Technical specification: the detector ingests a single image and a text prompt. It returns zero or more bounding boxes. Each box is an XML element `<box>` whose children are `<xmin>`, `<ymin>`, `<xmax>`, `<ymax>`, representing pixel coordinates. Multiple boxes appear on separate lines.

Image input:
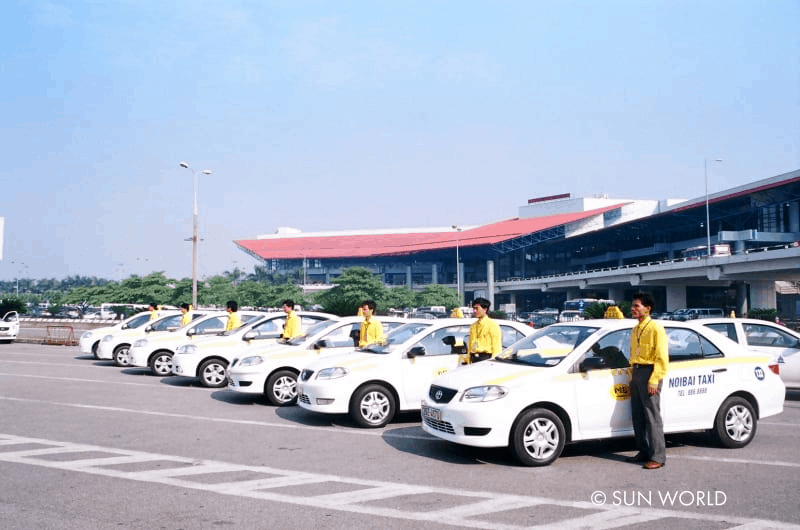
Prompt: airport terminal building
<box><xmin>235</xmin><ymin>169</ymin><xmax>800</xmax><ymax>318</ymax></box>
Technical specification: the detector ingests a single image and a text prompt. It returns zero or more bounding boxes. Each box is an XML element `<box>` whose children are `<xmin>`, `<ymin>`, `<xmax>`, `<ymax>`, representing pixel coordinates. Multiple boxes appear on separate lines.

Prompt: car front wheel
<box><xmin>510</xmin><ymin>408</ymin><xmax>565</xmax><ymax>467</ymax></box>
<box><xmin>350</xmin><ymin>384</ymin><xmax>396</xmax><ymax>428</ymax></box>
<box><xmin>714</xmin><ymin>396</ymin><xmax>757</xmax><ymax>448</ymax></box>
<box><xmin>199</xmin><ymin>359</ymin><xmax>228</xmax><ymax>388</ymax></box>
<box><xmin>265</xmin><ymin>370</ymin><xmax>298</xmax><ymax>406</ymax></box>
<box><xmin>149</xmin><ymin>351</ymin><xmax>173</xmax><ymax>376</ymax></box>
<box><xmin>113</xmin><ymin>345</ymin><xmax>131</xmax><ymax>367</ymax></box>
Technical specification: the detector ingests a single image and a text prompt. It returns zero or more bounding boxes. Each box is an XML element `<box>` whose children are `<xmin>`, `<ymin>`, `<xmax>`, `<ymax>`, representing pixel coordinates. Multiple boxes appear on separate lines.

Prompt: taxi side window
<box><xmin>416</xmin><ymin>326</ymin><xmax>470</xmax><ymax>357</ymax></box>
<box><xmin>579</xmin><ymin>329</ymin><xmax>631</xmax><ymax>371</ymax></box>
<box><xmin>704</xmin><ymin>322</ymin><xmax>738</xmax><ymax>342</ymax></box>
<box><xmin>742</xmin><ymin>323</ymin><xmax>800</xmax><ymax>349</ymax></box>
<box><xmin>665</xmin><ymin>328</ymin><xmax>723</xmax><ymax>362</ymax></box>
<box><xmin>194</xmin><ymin>317</ymin><xmax>226</xmax><ymax>334</ymax></box>
<box><xmin>250</xmin><ymin>318</ymin><xmax>281</xmax><ymax>338</ymax></box>
<box><xmin>321</xmin><ymin>324</ymin><xmax>361</xmax><ymax>348</ymax></box>
<box><xmin>299</xmin><ymin>316</ymin><xmax>327</xmax><ymax>332</ymax></box>
<box><xmin>500</xmin><ymin>326</ymin><xmax>526</xmax><ymax>348</ymax></box>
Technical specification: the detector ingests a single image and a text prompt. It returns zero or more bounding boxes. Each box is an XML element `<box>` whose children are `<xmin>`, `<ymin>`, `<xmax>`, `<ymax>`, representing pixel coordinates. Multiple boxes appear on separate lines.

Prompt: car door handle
<box><xmin>712</xmin><ymin>368</ymin><xmax>727</xmax><ymax>373</ymax></box>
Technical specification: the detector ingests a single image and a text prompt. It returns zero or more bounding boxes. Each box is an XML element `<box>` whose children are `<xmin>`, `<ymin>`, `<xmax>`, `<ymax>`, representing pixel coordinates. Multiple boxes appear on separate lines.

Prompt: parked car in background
<box><xmin>558</xmin><ymin>310</ymin><xmax>584</xmax><ymax>323</ymax></box>
<box><xmin>671</xmin><ymin>308</ymin><xmax>725</xmax><ymax>321</ymax></box>
<box><xmin>96</xmin><ymin>310</ymin><xmax>183</xmax><ymax>366</ymax></box>
<box><xmin>79</xmin><ymin>311</ymin><xmax>153</xmax><ymax>359</ymax></box>
<box><xmin>525</xmin><ymin>314</ymin><xmax>558</xmax><ymax>328</ymax></box>
<box><xmin>699</xmin><ymin>318</ymin><xmax>800</xmax><ymax>367</ymax></box>
<box><xmin>0</xmin><ymin>311</ymin><xmax>20</xmax><ymax>343</ymax></box>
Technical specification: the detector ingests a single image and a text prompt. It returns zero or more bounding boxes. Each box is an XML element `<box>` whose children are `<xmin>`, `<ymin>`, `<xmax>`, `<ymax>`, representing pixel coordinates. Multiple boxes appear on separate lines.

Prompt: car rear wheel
<box><xmin>713</xmin><ymin>396</ymin><xmax>757</xmax><ymax>448</ymax></box>
<box><xmin>350</xmin><ymin>384</ymin><xmax>396</xmax><ymax>428</ymax></box>
<box><xmin>113</xmin><ymin>344</ymin><xmax>131</xmax><ymax>367</ymax></box>
<box><xmin>199</xmin><ymin>359</ymin><xmax>228</xmax><ymax>388</ymax></box>
<box><xmin>510</xmin><ymin>408</ymin><xmax>565</xmax><ymax>467</ymax></box>
<box><xmin>265</xmin><ymin>370</ymin><xmax>298</xmax><ymax>406</ymax></box>
<box><xmin>149</xmin><ymin>351</ymin><xmax>173</xmax><ymax>376</ymax></box>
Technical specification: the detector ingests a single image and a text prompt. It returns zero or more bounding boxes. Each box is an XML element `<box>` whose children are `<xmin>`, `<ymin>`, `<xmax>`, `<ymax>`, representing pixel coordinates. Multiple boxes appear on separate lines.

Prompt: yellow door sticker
<box><xmin>610</xmin><ymin>383</ymin><xmax>631</xmax><ymax>401</ymax></box>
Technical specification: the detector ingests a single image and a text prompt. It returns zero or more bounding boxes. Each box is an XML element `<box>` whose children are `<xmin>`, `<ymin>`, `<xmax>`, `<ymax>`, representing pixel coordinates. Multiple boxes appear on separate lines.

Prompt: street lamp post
<box><xmin>452</xmin><ymin>225</ymin><xmax>463</xmax><ymax>306</ymax></box>
<box><xmin>705</xmin><ymin>158</ymin><xmax>723</xmax><ymax>257</ymax></box>
<box><xmin>11</xmin><ymin>261</ymin><xmax>27</xmax><ymax>297</ymax></box>
<box><xmin>180</xmin><ymin>162</ymin><xmax>212</xmax><ymax>308</ymax></box>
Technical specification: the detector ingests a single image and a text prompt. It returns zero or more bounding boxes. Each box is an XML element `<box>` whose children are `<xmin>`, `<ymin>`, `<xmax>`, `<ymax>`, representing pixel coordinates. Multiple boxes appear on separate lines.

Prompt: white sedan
<box><xmin>171</xmin><ymin>311</ymin><xmax>335</xmax><ymax>387</ymax></box>
<box><xmin>297</xmin><ymin>319</ymin><xmax>534</xmax><ymax>428</ymax></box>
<box><xmin>698</xmin><ymin>318</ymin><xmax>800</xmax><ymax>365</ymax></box>
<box><xmin>96</xmin><ymin>311</ymin><xmax>183</xmax><ymax>366</ymax></box>
<box><xmin>227</xmin><ymin>316</ymin><xmax>410</xmax><ymax>405</ymax></box>
<box><xmin>420</xmin><ymin>319</ymin><xmax>785</xmax><ymax>467</ymax></box>
<box><xmin>0</xmin><ymin>311</ymin><xmax>20</xmax><ymax>343</ymax></box>
<box><xmin>79</xmin><ymin>311</ymin><xmax>152</xmax><ymax>358</ymax></box>
<box><xmin>127</xmin><ymin>311</ymin><xmax>264</xmax><ymax>375</ymax></box>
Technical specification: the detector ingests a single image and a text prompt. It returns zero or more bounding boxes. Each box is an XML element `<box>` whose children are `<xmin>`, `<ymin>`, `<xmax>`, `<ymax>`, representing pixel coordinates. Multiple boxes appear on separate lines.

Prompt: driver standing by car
<box><xmin>280</xmin><ymin>299</ymin><xmax>301</xmax><ymax>340</ymax></box>
<box><xmin>358</xmin><ymin>300</ymin><xmax>384</xmax><ymax>347</ymax></box>
<box><xmin>179</xmin><ymin>303</ymin><xmax>192</xmax><ymax>326</ymax></box>
<box><xmin>627</xmin><ymin>292</ymin><xmax>669</xmax><ymax>470</ymax></box>
<box><xmin>464</xmin><ymin>297</ymin><xmax>501</xmax><ymax>364</ymax></box>
<box><xmin>225</xmin><ymin>300</ymin><xmax>242</xmax><ymax>331</ymax></box>
<box><xmin>148</xmin><ymin>302</ymin><xmax>160</xmax><ymax>321</ymax></box>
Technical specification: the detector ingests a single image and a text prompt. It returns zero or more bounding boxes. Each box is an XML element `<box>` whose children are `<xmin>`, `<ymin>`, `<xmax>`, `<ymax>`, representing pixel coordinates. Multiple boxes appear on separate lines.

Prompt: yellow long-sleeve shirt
<box><xmin>359</xmin><ymin>318</ymin><xmax>384</xmax><ymax>347</ymax></box>
<box><xmin>226</xmin><ymin>311</ymin><xmax>242</xmax><ymax>332</ymax></box>
<box><xmin>180</xmin><ymin>313</ymin><xmax>191</xmax><ymax>326</ymax></box>
<box><xmin>149</xmin><ymin>309</ymin><xmax>159</xmax><ymax>321</ymax></box>
<box><xmin>629</xmin><ymin>317</ymin><xmax>669</xmax><ymax>386</ymax></box>
<box><xmin>282</xmin><ymin>310</ymin><xmax>301</xmax><ymax>339</ymax></box>
<box><xmin>468</xmin><ymin>316</ymin><xmax>502</xmax><ymax>356</ymax></box>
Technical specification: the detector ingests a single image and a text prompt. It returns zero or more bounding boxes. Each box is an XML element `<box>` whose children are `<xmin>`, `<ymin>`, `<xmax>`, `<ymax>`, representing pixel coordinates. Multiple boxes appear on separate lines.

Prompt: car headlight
<box><xmin>316</xmin><ymin>367</ymin><xmax>349</xmax><ymax>380</ymax></box>
<box><xmin>101</xmin><ymin>335</ymin><xmax>113</xmax><ymax>342</ymax></box>
<box><xmin>82</xmin><ymin>331</ymin><xmax>92</xmax><ymax>339</ymax></box>
<box><xmin>133</xmin><ymin>339</ymin><xmax>148</xmax><ymax>348</ymax></box>
<box><xmin>238</xmin><ymin>356</ymin><xmax>264</xmax><ymax>367</ymax></box>
<box><xmin>176</xmin><ymin>344</ymin><xmax>197</xmax><ymax>354</ymax></box>
<box><xmin>461</xmin><ymin>385</ymin><xmax>508</xmax><ymax>403</ymax></box>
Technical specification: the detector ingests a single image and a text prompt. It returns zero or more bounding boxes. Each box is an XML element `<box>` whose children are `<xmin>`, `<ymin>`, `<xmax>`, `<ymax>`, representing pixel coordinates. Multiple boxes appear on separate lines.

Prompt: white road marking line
<box><xmin>1</xmin><ymin>433</ymin><xmax>798</xmax><ymax>530</ymax></box>
<box><xmin>0</xmin><ymin>372</ymin><xmax>160</xmax><ymax>388</ymax></box>
<box><xmin>677</xmin><ymin>454</ymin><xmax>800</xmax><ymax>468</ymax></box>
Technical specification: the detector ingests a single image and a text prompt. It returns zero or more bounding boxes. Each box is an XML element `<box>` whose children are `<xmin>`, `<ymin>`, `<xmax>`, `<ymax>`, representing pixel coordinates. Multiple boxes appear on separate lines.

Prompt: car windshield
<box><xmin>216</xmin><ymin>314</ymin><xmax>263</xmax><ymax>336</ymax></box>
<box><xmin>496</xmin><ymin>325</ymin><xmax>600</xmax><ymax>367</ymax></box>
<box><xmin>288</xmin><ymin>319</ymin><xmax>339</xmax><ymax>345</ymax></box>
<box><xmin>361</xmin><ymin>322</ymin><xmax>434</xmax><ymax>354</ymax></box>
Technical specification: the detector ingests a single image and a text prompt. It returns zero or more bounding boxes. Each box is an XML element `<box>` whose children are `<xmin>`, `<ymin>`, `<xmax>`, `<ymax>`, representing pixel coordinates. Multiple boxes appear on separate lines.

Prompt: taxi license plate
<box><xmin>421</xmin><ymin>405</ymin><xmax>441</xmax><ymax>421</ymax></box>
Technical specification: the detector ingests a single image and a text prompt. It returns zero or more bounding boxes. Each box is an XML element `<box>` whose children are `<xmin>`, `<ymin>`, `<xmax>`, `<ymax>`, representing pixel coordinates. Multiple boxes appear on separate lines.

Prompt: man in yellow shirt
<box><xmin>179</xmin><ymin>303</ymin><xmax>192</xmax><ymax>327</ymax></box>
<box><xmin>281</xmin><ymin>299</ymin><xmax>301</xmax><ymax>340</ymax></box>
<box><xmin>225</xmin><ymin>300</ymin><xmax>242</xmax><ymax>332</ymax></box>
<box><xmin>358</xmin><ymin>300</ymin><xmax>384</xmax><ymax>347</ymax></box>
<box><xmin>465</xmin><ymin>297</ymin><xmax>501</xmax><ymax>364</ymax></box>
<box><xmin>148</xmin><ymin>302</ymin><xmax>160</xmax><ymax>321</ymax></box>
<box><xmin>627</xmin><ymin>292</ymin><xmax>669</xmax><ymax>470</ymax></box>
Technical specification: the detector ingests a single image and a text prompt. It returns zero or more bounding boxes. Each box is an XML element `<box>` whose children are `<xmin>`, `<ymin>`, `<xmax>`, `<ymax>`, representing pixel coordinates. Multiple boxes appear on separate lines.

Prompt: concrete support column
<box><xmin>666</xmin><ymin>285</ymin><xmax>686</xmax><ymax>312</ymax></box>
<box><xmin>789</xmin><ymin>201</ymin><xmax>800</xmax><ymax>233</ymax></box>
<box><xmin>734</xmin><ymin>282</ymin><xmax>748</xmax><ymax>317</ymax></box>
<box><xmin>432</xmin><ymin>264</ymin><xmax>438</xmax><ymax>285</ymax></box>
<box><xmin>734</xmin><ymin>240</ymin><xmax>746</xmax><ymax>254</ymax></box>
<box><xmin>749</xmin><ymin>280</ymin><xmax>776</xmax><ymax>311</ymax></box>
<box><xmin>324</xmin><ymin>273</ymin><xmax>330</xmax><ymax>284</ymax></box>
<box><xmin>406</xmin><ymin>265</ymin><xmax>412</xmax><ymax>289</ymax></box>
<box><xmin>486</xmin><ymin>260</ymin><xmax>495</xmax><ymax>309</ymax></box>
<box><xmin>608</xmin><ymin>286</ymin><xmax>625</xmax><ymax>304</ymax></box>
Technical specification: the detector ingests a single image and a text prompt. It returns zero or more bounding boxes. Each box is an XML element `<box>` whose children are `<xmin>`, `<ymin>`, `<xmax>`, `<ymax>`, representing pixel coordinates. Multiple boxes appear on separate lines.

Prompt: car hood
<box><xmin>303</xmin><ymin>350</ymin><xmax>378</xmax><ymax>372</ymax></box>
<box><xmin>432</xmin><ymin>360</ymin><xmax>551</xmax><ymax>390</ymax></box>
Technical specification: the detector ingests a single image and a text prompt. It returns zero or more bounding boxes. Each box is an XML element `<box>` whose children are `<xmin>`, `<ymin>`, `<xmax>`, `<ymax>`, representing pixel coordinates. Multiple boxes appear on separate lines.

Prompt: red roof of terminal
<box><xmin>235</xmin><ymin>204</ymin><xmax>626</xmax><ymax>260</ymax></box>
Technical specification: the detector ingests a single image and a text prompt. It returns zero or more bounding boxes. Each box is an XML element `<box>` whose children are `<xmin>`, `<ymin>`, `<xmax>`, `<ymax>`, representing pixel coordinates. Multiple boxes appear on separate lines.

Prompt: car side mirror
<box><xmin>186</xmin><ymin>328</ymin><xmax>196</xmax><ymax>336</ymax></box>
<box><xmin>315</xmin><ymin>338</ymin><xmax>334</xmax><ymax>349</ymax></box>
<box><xmin>144</xmin><ymin>325</ymin><xmax>153</xmax><ymax>333</ymax></box>
<box><xmin>579</xmin><ymin>356</ymin><xmax>607</xmax><ymax>372</ymax></box>
<box><xmin>243</xmin><ymin>331</ymin><xmax>257</xmax><ymax>341</ymax></box>
<box><xmin>408</xmin><ymin>345</ymin><xmax>426</xmax><ymax>358</ymax></box>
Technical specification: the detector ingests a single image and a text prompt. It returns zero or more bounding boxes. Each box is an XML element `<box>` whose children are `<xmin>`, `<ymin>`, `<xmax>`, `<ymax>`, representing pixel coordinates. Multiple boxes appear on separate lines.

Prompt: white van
<box><xmin>672</xmin><ymin>308</ymin><xmax>725</xmax><ymax>321</ymax></box>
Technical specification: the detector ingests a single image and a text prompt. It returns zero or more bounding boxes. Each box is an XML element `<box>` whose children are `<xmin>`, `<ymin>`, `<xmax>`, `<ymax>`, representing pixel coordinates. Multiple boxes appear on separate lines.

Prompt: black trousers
<box><xmin>630</xmin><ymin>364</ymin><xmax>666</xmax><ymax>463</ymax></box>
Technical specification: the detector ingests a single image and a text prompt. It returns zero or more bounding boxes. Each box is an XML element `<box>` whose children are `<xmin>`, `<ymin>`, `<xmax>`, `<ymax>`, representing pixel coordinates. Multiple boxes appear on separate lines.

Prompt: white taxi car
<box><xmin>698</xmin><ymin>317</ymin><xmax>800</xmax><ymax>368</ymax></box>
<box><xmin>171</xmin><ymin>311</ymin><xmax>335</xmax><ymax>387</ymax></box>
<box><xmin>420</xmin><ymin>319</ymin><xmax>785</xmax><ymax>467</ymax></box>
<box><xmin>297</xmin><ymin>319</ymin><xmax>534</xmax><ymax>428</ymax></box>
<box><xmin>97</xmin><ymin>311</ymin><xmax>183</xmax><ymax>366</ymax></box>
<box><xmin>227</xmin><ymin>316</ymin><xmax>410</xmax><ymax>405</ymax></box>
<box><xmin>128</xmin><ymin>311</ymin><xmax>264</xmax><ymax>376</ymax></box>
<box><xmin>0</xmin><ymin>311</ymin><xmax>20</xmax><ymax>343</ymax></box>
<box><xmin>80</xmin><ymin>311</ymin><xmax>152</xmax><ymax>358</ymax></box>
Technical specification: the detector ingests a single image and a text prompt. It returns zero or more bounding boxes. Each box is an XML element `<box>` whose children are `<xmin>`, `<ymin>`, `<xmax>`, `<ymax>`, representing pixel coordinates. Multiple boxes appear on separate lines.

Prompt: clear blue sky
<box><xmin>1</xmin><ymin>0</ymin><xmax>798</xmax><ymax>282</ymax></box>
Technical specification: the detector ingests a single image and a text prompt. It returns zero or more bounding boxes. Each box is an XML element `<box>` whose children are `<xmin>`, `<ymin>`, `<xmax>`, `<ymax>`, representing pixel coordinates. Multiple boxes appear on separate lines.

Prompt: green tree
<box><xmin>317</xmin><ymin>267</ymin><xmax>387</xmax><ymax>316</ymax></box>
<box><xmin>415</xmin><ymin>284</ymin><xmax>460</xmax><ymax>310</ymax></box>
<box><xmin>384</xmin><ymin>286</ymin><xmax>417</xmax><ymax>310</ymax></box>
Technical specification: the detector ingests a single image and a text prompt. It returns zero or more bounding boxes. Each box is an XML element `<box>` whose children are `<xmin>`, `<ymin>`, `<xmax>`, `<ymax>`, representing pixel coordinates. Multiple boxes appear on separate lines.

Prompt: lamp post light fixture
<box><xmin>179</xmin><ymin>162</ymin><xmax>212</xmax><ymax>308</ymax></box>
<box><xmin>704</xmin><ymin>158</ymin><xmax>723</xmax><ymax>257</ymax></box>
<box><xmin>452</xmin><ymin>225</ymin><xmax>464</xmax><ymax>306</ymax></box>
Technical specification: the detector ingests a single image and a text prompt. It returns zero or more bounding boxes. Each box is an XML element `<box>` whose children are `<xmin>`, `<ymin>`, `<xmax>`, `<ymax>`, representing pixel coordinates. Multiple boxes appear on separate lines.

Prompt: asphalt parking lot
<box><xmin>2</xmin><ymin>342</ymin><xmax>799</xmax><ymax>529</ymax></box>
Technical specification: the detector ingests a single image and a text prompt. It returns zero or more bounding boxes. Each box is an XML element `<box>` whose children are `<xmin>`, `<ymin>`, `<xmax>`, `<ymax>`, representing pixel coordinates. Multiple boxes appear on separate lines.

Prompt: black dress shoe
<box><xmin>625</xmin><ymin>453</ymin><xmax>649</xmax><ymax>463</ymax></box>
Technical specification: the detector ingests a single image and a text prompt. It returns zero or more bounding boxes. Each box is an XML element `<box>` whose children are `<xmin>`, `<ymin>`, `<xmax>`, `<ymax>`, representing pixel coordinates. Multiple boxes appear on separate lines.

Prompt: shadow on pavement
<box><xmin>74</xmin><ymin>354</ymin><xmax>95</xmax><ymax>360</ymax></box>
<box><xmin>159</xmin><ymin>375</ymin><xmax>200</xmax><ymax>387</ymax></box>
<box><xmin>92</xmin><ymin>360</ymin><xmax>117</xmax><ymax>367</ymax></box>
<box><xmin>210</xmin><ymin>390</ymin><xmax>271</xmax><ymax>406</ymax></box>
<box><xmin>120</xmin><ymin>367</ymin><xmax>155</xmax><ymax>377</ymax></box>
<box><xmin>786</xmin><ymin>389</ymin><xmax>800</xmax><ymax>402</ymax></box>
